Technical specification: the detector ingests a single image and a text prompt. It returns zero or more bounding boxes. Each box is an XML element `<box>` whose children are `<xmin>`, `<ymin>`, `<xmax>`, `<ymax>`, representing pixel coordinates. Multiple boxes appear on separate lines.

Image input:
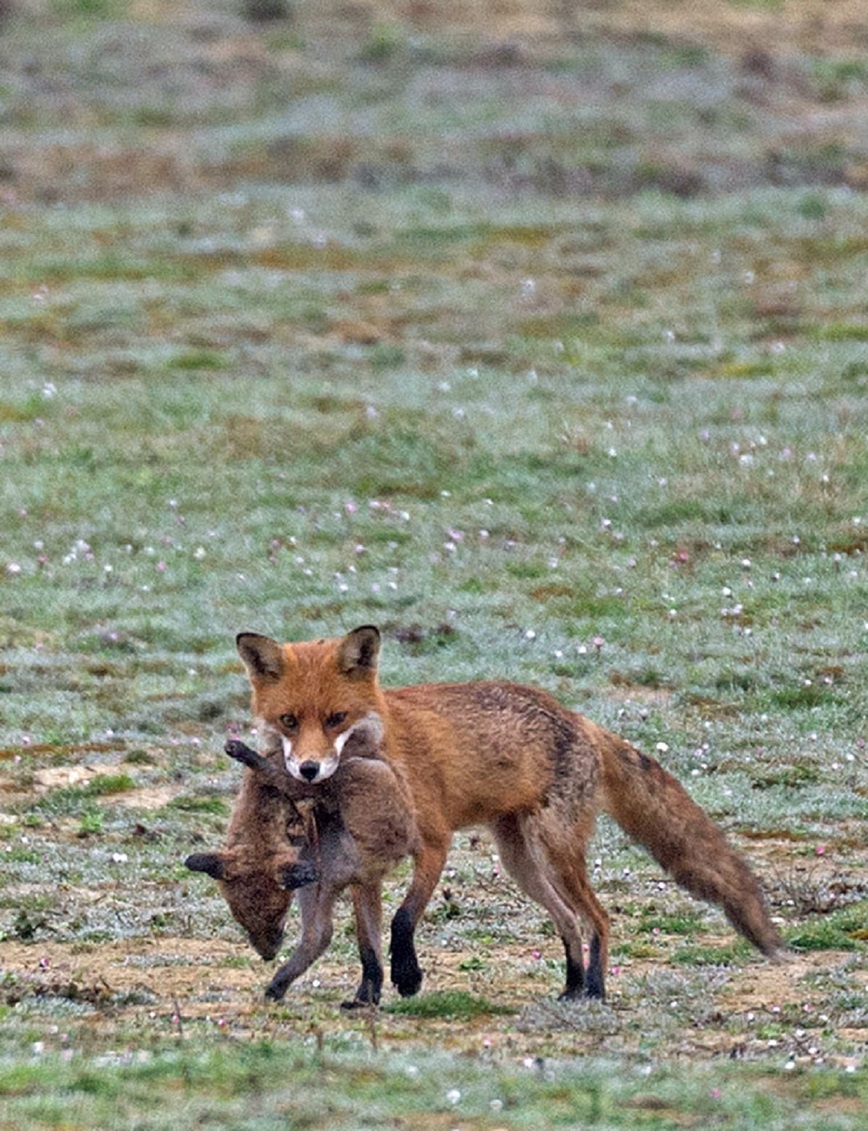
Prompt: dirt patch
<box><xmin>111</xmin><ymin>785</ymin><xmax>183</xmax><ymax>810</ymax></box>
<box><xmin>30</xmin><ymin>764</ymin><xmax>133</xmax><ymax>790</ymax></box>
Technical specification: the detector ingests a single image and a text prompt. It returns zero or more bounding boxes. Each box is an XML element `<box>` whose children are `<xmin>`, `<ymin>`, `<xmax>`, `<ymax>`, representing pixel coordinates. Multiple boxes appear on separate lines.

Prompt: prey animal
<box><xmin>185</xmin><ymin>735</ymin><xmax>418</xmax><ymax>1007</ymax></box>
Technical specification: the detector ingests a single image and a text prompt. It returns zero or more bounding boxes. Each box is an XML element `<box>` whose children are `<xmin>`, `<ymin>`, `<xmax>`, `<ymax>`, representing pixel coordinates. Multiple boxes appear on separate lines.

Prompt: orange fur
<box><xmin>226</xmin><ymin>626</ymin><xmax>783</xmax><ymax>1005</ymax></box>
<box><xmin>207</xmin><ymin>628</ymin><xmax>783</xmax><ymax>1008</ymax></box>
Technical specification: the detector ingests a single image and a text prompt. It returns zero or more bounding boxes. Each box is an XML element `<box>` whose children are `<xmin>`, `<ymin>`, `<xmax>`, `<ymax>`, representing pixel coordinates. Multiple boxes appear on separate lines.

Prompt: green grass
<box><xmin>787</xmin><ymin>904</ymin><xmax>868</xmax><ymax>952</ymax></box>
<box><xmin>0</xmin><ymin>1040</ymin><xmax>863</xmax><ymax>1130</ymax></box>
<box><xmin>384</xmin><ymin>989</ymin><xmax>512</xmax><ymax>1020</ymax></box>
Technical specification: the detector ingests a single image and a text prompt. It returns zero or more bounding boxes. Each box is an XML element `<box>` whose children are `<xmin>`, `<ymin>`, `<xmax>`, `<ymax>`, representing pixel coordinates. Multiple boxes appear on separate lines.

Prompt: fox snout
<box><xmin>279</xmin><ymin>714</ymin><xmax>384</xmax><ymax>783</ymax></box>
<box><xmin>285</xmin><ymin>752</ymin><xmax>339</xmax><ymax>783</ymax></box>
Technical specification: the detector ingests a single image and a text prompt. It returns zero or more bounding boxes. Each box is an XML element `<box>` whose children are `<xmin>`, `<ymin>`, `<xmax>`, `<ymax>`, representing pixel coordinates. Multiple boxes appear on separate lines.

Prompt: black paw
<box><xmin>390</xmin><ymin>907</ymin><xmax>423</xmax><ymax>996</ymax></box>
<box><xmin>264</xmin><ymin>980</ymin><xmax>287</xmax><ymax>1002</ymax></box>
<box><xmin>391</xmin><ymin>960</ymin><xmax>423</xmax><ymax>998</ymax></box>
<box><xmin>557</xmin><ymin>986</ymin><xmax>606</xmax><ymax>1003</ymax></box>
<box><xmin>224</xmin><ymin>739</ymin><xmax>263</xmax><ymax>767</ymax></box>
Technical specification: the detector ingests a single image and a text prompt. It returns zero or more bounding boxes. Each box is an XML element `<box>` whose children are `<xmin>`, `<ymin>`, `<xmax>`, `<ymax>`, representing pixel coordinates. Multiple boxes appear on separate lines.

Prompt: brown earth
<box><xmin>2</xmin><ymin>741</ymin><xmax>866</xmax><ymax>1065</ymax></box>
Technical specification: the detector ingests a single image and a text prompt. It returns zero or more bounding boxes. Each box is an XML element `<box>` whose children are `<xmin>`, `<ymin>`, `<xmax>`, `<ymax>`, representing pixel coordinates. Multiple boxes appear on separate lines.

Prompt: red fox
<box><xmin>185</xmin><ymin>736</ymin><xmax>418</xmax><ymax>1006</ymax></box>
<box><xmin>231</xmin><ymin>625</ymin><xmax>783</xmax><ymax>1004</ymax></box>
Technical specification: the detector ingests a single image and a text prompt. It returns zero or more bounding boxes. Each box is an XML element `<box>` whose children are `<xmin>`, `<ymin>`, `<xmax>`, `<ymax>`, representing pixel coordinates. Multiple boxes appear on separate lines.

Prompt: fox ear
<box><xmin>236</xmin><ymin>633</ymin><xmax>284</xmax><ymax>682</ymax></box>
<box><xmin>185</xmin><ymin>852</ymin><xmax>227</xmax><ymax>880</ymax></box>
<box><xmin>338</xmin><ymin>625</ymin><xmax>381</xmax><ymax>676</ymax></box>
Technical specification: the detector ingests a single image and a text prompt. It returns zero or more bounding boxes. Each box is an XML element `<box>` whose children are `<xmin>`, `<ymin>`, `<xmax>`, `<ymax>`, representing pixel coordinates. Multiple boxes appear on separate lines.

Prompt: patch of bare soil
<box><xmin>1</xmin><ymin>753</ymin><xmax>865</xmax><ymax>1050</ymax></box>
<box><xmin>1</xmin><ymin>886</ymin><xmax>864</xmax><ymax>1065</ymax></box>
<box><xmin>1</xmin><ymin>742</ymin><xmax>865</xmax><ymax>1067</ymax></box>
<box><xmin>0</xmin><ymin>936</ymin><xmax>253</xmax><ymax>1010</ymax></box>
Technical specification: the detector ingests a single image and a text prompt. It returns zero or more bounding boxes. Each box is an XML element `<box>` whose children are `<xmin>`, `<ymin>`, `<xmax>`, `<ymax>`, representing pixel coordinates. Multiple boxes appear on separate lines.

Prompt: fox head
<box><xmin>184</xmin><ymin>847</ymin><xmax>317</xmax><ymax>961</ymax></box>
<box><xmin>236</xmin><ymin>625</ymin><xmax>385</xmax><ymax>785</ymax></box>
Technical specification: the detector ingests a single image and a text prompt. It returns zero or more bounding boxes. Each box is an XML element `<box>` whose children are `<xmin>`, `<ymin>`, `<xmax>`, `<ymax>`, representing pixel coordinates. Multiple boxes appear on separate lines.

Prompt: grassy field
<box><xmin>0</xmin><ymin>0</ymin><xmax>867</xmax><ymax>1126</ymax></box>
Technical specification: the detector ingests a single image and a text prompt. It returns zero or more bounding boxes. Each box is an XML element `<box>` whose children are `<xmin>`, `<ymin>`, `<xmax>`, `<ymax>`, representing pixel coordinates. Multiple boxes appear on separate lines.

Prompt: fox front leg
<box><xmin>342</xmin><ymin>882</ymin><xmax>384</xmax><ymax>1010</ymax></box>
<box><xmin>390</xmin><ymin>837</ymin><xmax>450</xmax><ymax>997</ymax></box>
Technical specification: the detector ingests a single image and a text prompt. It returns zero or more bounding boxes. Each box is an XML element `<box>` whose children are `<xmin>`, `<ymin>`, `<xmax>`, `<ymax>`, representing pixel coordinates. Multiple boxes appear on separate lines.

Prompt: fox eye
<box><xmin>324</xmin><ymin>712</ymin><xmax>347</xmax><ymax>730</ymax></box>
<box><xmin>279</xmin><ymin>713</ymin><xmax>299</xmax><ymax>731</ymax></box>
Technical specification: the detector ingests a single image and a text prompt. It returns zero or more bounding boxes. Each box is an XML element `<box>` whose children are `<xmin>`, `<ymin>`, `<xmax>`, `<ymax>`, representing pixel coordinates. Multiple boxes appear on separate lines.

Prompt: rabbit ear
<box><xmin>184</xmin><ymin>851</ymin><xmax>228</xmax><ymax>881</ymax></box>
<box><xmin>236</xmin><ymin>632</ymin><xmax>284</xmax><ymax>682</ymax></box>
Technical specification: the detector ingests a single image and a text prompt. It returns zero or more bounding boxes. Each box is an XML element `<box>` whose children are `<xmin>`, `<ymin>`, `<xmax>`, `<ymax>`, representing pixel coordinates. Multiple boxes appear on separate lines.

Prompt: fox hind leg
<box><xmin>539</xmin><ymin>818</ymin><xmax>609</xmax><ymax>1001</ymax></box>
<box><xmin>491</xmin><ymin>814</ymin><xmax>609</xmax><ymax>1001</ymax></box>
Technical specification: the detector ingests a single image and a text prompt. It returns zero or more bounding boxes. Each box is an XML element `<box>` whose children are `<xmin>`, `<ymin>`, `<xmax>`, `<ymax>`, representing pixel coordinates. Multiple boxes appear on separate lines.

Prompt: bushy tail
<box><xmin>598</xmin><ymin>734</ymin><xmax>783</xmax><ymax>957</ymax></box>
